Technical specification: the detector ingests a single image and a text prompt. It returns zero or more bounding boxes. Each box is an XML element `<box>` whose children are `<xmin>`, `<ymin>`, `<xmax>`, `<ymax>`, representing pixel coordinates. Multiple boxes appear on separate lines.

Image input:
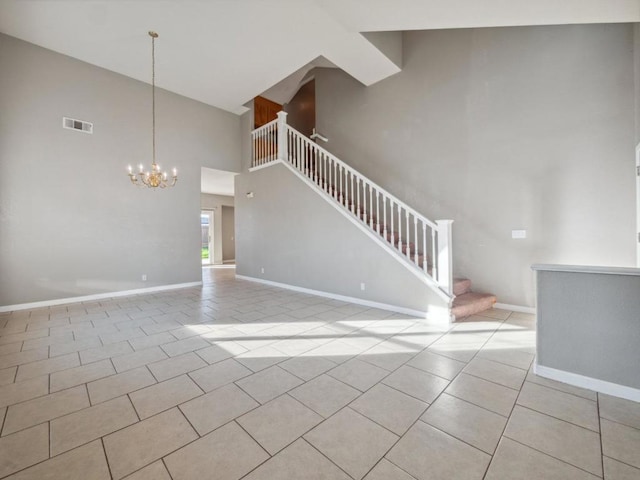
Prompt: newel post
<box><xmin>436</xmin><ymin>219</ymin><xmax>454</xmax><ymax>295</ymax></box>
<box><xmin>277</xmin><ymin>111</ymin><xmax>288</xmax><ymax>161</ymax></box>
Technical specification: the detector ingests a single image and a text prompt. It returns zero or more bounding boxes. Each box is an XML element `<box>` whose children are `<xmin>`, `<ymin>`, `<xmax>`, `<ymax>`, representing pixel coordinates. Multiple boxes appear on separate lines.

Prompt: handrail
<box><xmin>250</xmin><ymin>111</ymin><xmax>453</xmax><ymax>296</ymax></box>
<box><xmin>252</xmin><ymin>119</ymin><xmax>277</xmax><ymax>135</ymax></box>
<box><xmin>290</xmin><ymin>127</ymin><xmax>437</xmax><ymax>231</ymax></box>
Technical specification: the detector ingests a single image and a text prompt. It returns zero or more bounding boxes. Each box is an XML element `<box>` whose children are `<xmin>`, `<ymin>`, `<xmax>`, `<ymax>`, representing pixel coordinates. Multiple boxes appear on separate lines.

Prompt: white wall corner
<box><xmin>361</xmin><ymin>31</ymin><xmax>402</xmax><ymax>69</ymax></box>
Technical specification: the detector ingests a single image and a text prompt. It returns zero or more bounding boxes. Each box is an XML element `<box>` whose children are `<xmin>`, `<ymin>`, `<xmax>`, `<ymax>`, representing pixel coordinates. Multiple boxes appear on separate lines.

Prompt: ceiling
<box><xmin>0</xmin><ymin>0</ymin><xmax>638</xmax><ymax>114</ymax></box>
<box><xmin>260</xmin><ymin>56</ymin><xmax>336</xmax><ymax>106</ymax></box>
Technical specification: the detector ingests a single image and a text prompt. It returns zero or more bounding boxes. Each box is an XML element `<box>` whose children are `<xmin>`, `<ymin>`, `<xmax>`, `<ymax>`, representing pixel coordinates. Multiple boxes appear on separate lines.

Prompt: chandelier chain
<box><xmin>151</xmin><ymin>32</ymin><xmax>156</xmax><ymax>165</ymax></box>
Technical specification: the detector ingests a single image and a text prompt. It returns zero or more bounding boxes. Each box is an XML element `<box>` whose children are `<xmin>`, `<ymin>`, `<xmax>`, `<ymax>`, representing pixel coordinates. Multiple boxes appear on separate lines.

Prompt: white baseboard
<box><xmin>223</xmin><ymin>259</ymin><xmax>236</xmax><ymax>264</ymax></box>
<box><xmin>236</xmin><ymin>274</ymin><xmax>452</xmax><ymax>322</ymax></box>
<box><xmin>494</xmin><ymin>302</ymin><xmax>536</xmax><ymax>315</ymax></box>
<box><xmin>0</xmin><ymin>282</ymin><xmax>203</xmax><ymax>313</ymax></box>
<box><xmin>534</xmin><ymin>363</ymin><xmax>640</xmax><ymax>402</ymax></box>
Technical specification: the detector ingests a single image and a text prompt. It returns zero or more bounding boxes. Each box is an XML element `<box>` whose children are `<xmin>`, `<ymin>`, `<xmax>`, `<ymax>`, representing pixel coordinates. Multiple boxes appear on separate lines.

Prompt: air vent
<box><xmin>62</xmin><ymin>117</ymin><xmax>93</xmax><ymax>134</ymax></box>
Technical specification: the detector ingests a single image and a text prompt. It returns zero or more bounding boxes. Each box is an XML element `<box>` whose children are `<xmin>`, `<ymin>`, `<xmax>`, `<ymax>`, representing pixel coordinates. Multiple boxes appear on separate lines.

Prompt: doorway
<box><xmin>201</xmin><ymin>210</ymin><xmax>214</xmax><ymax>265</ymax></box>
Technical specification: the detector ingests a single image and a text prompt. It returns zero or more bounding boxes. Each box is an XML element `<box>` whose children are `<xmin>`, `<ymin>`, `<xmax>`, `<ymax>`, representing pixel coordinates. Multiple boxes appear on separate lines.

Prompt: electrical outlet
<box><xmin>261</xmin><ymin>267</ymin><xmax>265</xmax><ymax>274</ymax></box>
<box><xmin>142</xmin><ymin>274</ymin><xmax>147</xmax><ymax>281</ymax></box>
<box><xmin>512</xmin><ymin>230</ymin><xmax>527</xmax><ymax>239</ymax></box>
<box><xmin>360</xmin><ymin>283</ymin><xmax>365</xmax><ymax>291</ymax></box>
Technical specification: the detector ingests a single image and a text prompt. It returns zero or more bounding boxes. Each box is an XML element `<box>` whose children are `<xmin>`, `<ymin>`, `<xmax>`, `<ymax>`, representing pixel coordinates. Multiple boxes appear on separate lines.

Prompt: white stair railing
<box><xmin>251</xmin><ymin>118</ymin><xmax>278</xmax><ymax>167</ymax></box>
<box><xmin>250</xmin><ymin>111</ymin><xmax>454</xmax><ymax>296</ymax></box>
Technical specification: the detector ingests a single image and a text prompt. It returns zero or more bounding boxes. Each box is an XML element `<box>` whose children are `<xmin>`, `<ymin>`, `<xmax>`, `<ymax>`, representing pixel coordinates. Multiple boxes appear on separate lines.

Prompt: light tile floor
<box><xmin>0</xmin><ymin>266</ymin><xmax>639</xmax><ymax>479</ymax></box>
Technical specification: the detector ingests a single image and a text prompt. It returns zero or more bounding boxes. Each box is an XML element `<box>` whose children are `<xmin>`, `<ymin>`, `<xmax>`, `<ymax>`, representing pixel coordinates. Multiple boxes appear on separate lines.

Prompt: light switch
<box><xmin>512</xmin><ymin>230</ymin><xmax>527</xmax><ymax>239</ymax></box>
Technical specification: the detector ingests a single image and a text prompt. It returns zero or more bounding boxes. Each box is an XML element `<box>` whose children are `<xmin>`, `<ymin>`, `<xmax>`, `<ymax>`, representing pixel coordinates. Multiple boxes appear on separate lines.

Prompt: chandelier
<box><xmin>128</xmin><ymin>31</ymin><xmax>177</xmax><ymax>188</ymax></box>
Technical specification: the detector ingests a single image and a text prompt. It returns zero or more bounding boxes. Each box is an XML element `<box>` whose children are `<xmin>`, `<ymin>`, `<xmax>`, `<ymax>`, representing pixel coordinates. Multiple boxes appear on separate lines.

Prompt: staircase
<box><xmin>251</xmin><ymin>112</ymin><xmax>496</xmax><ymax>320</ymax></box>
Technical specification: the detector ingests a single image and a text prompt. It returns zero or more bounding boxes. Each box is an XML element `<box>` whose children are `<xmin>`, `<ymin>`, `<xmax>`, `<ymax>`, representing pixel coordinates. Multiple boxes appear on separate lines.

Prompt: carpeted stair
<box><xmin>451</xmin><ymin>277</ymin><xmax>497</xmax><ymax>319</ymax></box>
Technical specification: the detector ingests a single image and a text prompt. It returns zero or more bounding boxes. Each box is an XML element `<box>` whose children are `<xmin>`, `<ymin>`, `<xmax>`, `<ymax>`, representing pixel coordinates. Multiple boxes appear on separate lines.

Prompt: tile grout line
<box><xmin>596</xmin><ymin>414</ymin><xmax>640</xmax><ymax>433</ymax></box>
<box><xmin>161</xmin><ymin>457</ymin><xmax>176</xmax><ymax>480</ymax></box>
<box><xmin>0</xmin><ymin>406</ymin><xmax>8</xmax><ymax>437</ymax></box>
<box><xmin>100</xmin><ymin>437</ymin><xmax>115</xmax><ymax>480</ymax></box>
<box><xmin>474</xmin><ymin>350</ymin><xmax>534</xmax><ymax>372</ymax></box>
<box><xmin>175</xmin><ymin>403</ymin><xmax>205</xmax><ymax>440</ymax></box>
<box><xmin>436</xmin><ymin>387</ymin><xmax>512</xmax><ymax>419</ymax></box>
<box><xmin>126</xmin><ymin>392</ymin><xmax>142</xmax><ymax>423</ymax></box>
<box><xmin>504</xmin><ymin>436</ymin><xmax>605</xmax><ymax>478</ymax></box>
<box><xmin>233</xmin><ymin>418</ymin><xmax>273</xmax><ymax>458</ymax></box>
<box><xmin>524</xmin><ymin>374</ymin><xmax>599</xmax><ymax>402</ymax></box>
<box><xmin>597</xmin><ymin>393</ymin><xmax>605</xmax><ymax>477</ymax></box>
<box><xmin>514</xmin><ymin>403</ymin><xmax>604</xmax><ymax>435</ymax></box>
<box><xmin>296</xmin><ymin>437</ymin><xmax>358</xmax><ymax>480</ymax></box>
<box><xmin>601</xmin><ymin>454</ymin><xmax>640</xmax><ymax>472</ymax></box>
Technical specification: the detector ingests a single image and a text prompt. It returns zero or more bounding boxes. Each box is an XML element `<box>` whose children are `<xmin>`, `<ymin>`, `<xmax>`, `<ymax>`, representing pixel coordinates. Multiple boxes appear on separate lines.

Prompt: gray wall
<box><xmin>200</xmin><ymin>193</ymin><xmax>235</xmax><ymax>210</ymax></box>
<box><xmin>314</xmin><ymin>24</ymin><xmax>636</xmax><ymax>307</ymax></box>
<box><xmin>284</xmin><ymin>79</ymin><xmax>315</xmax><ymax>138</ymax></box>
<box><xmin>0</xmin><ymin>33</ymin><xmax>241</xmax><ymax>307</ymax></box>
<box><xmin>635</xmin><ymin>23</ymin><xmax>640</xmax><ymax>145</ymax></box>
<box><xmin>221</xmin><ymin>206</ymin><xmax>235</xmax><ymax>262</ymax></box>
<box><xmin>235</xmin><ymin>162</ymin><xmax>449</xmax><ymax>315</ymax></box>
<box><xmin>534</xmin><ymin>266</ymin><xmax>640</xmax><ymax>391</ymax></box>
<box><xmin>200</xmin><ymin>194</ymin><xmax>235</xmax><ymax>265</ymax></box>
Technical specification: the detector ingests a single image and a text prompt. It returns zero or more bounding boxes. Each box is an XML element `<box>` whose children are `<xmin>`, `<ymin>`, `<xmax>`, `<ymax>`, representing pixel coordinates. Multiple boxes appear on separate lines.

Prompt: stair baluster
<box><xmin>376</xmin><ymin>190</ymin><xmax>381</xmax><ymax>235</ymax></box>
<box><xmin>397</xmin><ymin>204</ymin><xmax>403</xmax><ymax>254</ymax></box>
<box><xmin>383</xmin><ymin>197</ymin><xmax>387</xmax><ymax>239</ymax></box>
<box><xmin>390</xmin><ymin>201</ymin><xmax>394</xmax><ymax>247</ymax></box>
<box><xmin>405</xmin><ymin>210</ymin><xmax>410</xmax><ymax>261</ymax></box>
<box><xmin>422</xmin><ymin>223</ymin><xmax>427</xmax><ymax>274</ymax></box>
<box><xmin>413</xmin><ymin>215</ymin><xmax>424</xmax><ymax>266</ymax></box>
<box><xmin>367</xmin><ymin>183</ymin><xmax>379</xmax><ymax>230</ymax></box>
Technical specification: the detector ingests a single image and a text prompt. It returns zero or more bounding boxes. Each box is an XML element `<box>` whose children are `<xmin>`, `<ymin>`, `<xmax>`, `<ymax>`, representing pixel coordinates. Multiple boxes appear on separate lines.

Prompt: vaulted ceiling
<box><xmin>0</xmin><ymin>0</ymin><xmax>638</xmax><ymax>114</ymax></box>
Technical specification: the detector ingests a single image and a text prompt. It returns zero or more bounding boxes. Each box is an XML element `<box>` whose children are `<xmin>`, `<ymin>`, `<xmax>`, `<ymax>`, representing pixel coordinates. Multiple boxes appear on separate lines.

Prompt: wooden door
<box><xmin>254</xmin><ymin>96</ymin><xmax>282</xmax><ymax>128</ymax></box>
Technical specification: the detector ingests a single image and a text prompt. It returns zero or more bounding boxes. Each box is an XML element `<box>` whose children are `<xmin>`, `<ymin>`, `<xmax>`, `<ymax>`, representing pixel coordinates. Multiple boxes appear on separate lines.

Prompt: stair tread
<box><xmin>452</xmin><ymin>292</ymin><xmax>496</xmax><ymax>306</ymax></box>
<box><xmin>451</xmin><ymin>292</ymin><xmax>497</xmax><ymax>319</ymax></box>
